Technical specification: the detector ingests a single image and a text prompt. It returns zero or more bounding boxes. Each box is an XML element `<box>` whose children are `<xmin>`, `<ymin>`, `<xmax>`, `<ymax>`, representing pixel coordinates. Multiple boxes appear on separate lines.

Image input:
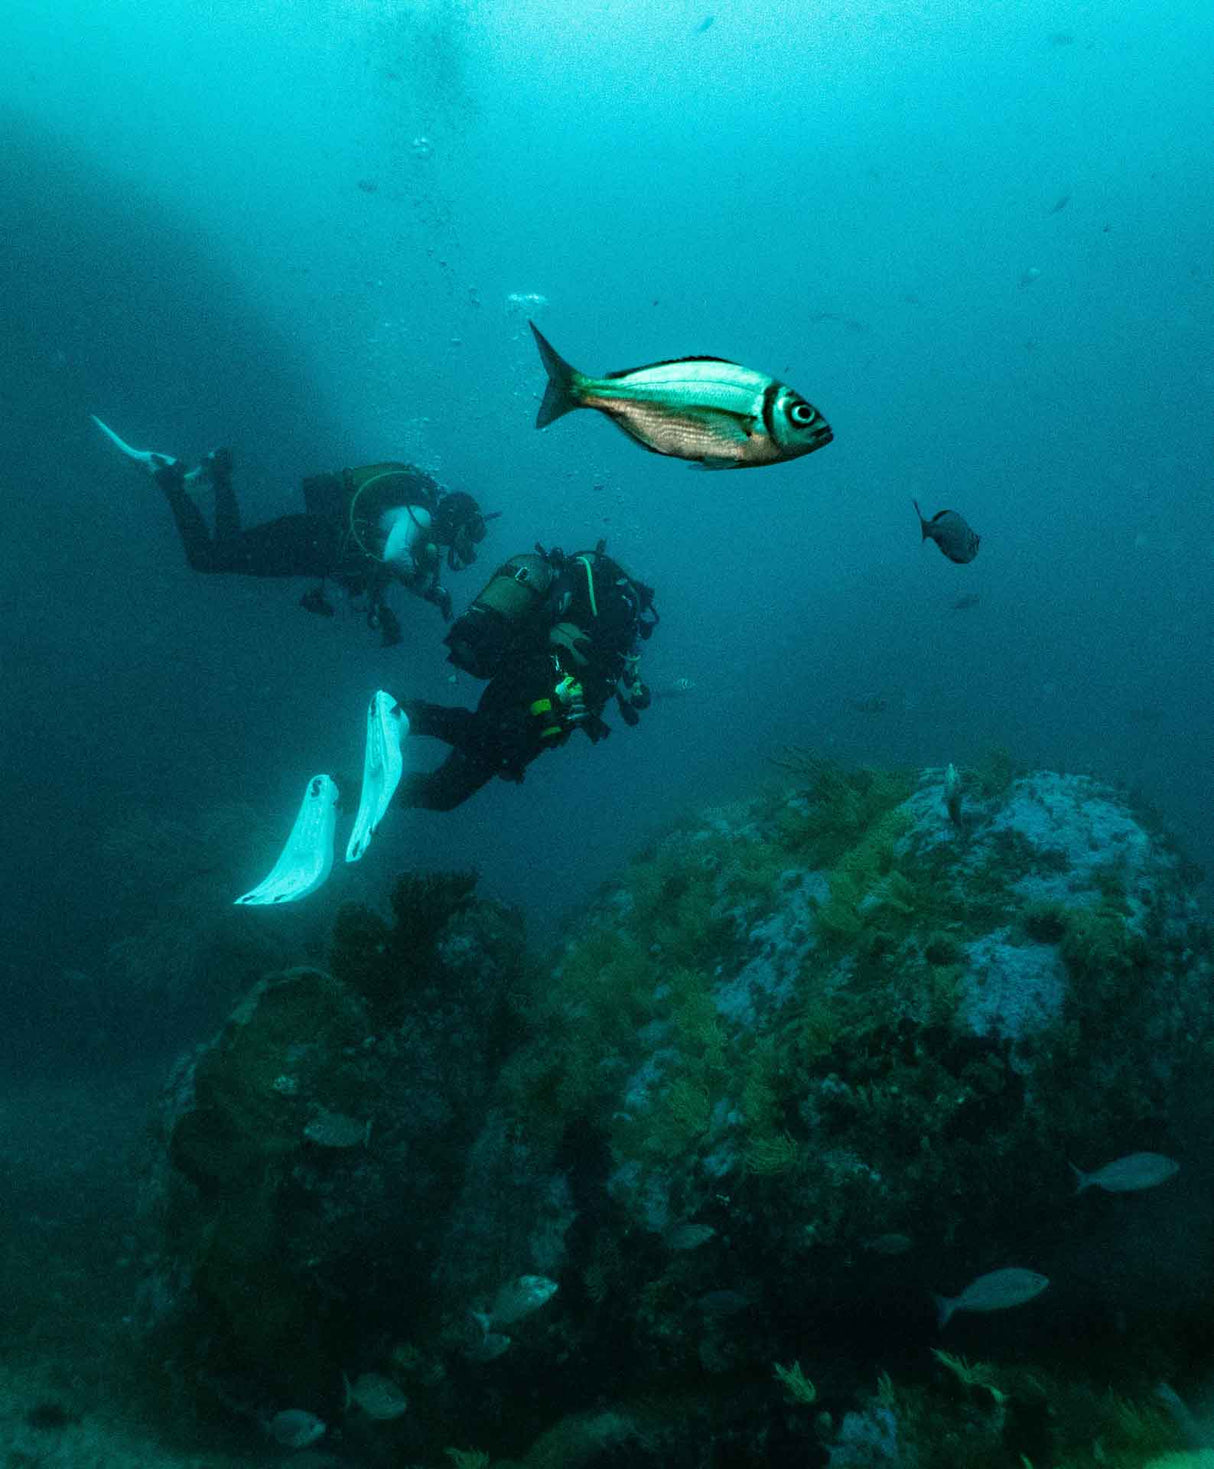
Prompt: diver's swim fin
<box><xmin>235</xmin><ymin>774</ymin><xmax>339</xmax><ymax>905</ymax></box>
<box><xmin>90</xmin><ymin>414</ymin><xmax>201</xmax><ymax>480</ymax></box>
<box><xmin>346</xmin><ymin>692</ymin><xmax>409</xmax><ymax>863</ymax></box>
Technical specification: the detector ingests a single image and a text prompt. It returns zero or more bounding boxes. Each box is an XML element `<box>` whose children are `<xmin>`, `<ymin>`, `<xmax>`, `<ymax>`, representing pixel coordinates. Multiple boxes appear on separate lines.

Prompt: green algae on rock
<box><xmin>487</xmin><ymin>762</ymin><xmax>1214</xmax><ymax>1405</ymax></box>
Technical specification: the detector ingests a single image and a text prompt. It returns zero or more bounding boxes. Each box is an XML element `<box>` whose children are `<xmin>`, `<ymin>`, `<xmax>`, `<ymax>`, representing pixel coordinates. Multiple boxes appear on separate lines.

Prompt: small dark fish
<box><xmin>1048</xmin><ymin>30</ymin><xmax>1075</xmax><ymax>46</ymax></box>
<box><xmin>809</xmin><ymin>311</ymin><xmax>868</xmax><ymax>333</ymax></box>
<box><xmin>950</xmin><ymin>592</ymin><xmax>981</xmax><ymax>611</ymax></box>
<box><xmin>1048</xmin><ymin>193</ymin><xmax>1071</xmax><ymax>214</ymax></box>
<box><xmin>695</xmin><ymin>15</ymin><xmax>715</xmax><ymax>32</ymax></box>
<box><xmin>357</xmin><ymin>179</ymin><xmax>379</xmax><ymax>194</ymax></box>
<box><xmin>848</xmin><ymin>696</ymin><xmax>888</xmax><ymax>716</ymax></box>
<box><xmin>914</xmin><ymin>501</ymin><xmax>980</xmax><ymax>564</ymax></box>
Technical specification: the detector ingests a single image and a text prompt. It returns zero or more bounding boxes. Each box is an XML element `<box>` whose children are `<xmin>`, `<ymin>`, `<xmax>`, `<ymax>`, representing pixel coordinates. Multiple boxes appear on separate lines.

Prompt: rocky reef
<box><xmin>137</xmin><ymin>758</ymin><xmax>1214</xmax><ymax>1467</ymax></box>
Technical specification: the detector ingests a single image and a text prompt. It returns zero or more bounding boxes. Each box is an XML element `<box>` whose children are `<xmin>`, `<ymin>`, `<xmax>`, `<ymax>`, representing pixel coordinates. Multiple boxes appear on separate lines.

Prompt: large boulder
<box><xmin>139</xmin><ymin>869</ymin><xmax>525</xmax><ymax>1435</ymax></box>
<box><xmin>450</xmin><ymin>758</ymin><xmax>1214</xmax><ymax>1463</ymax></box>
<box><xmin>139</xmin><ymin>764</ymin><xmax>1214</xmax><ymax>1467</ymax></box>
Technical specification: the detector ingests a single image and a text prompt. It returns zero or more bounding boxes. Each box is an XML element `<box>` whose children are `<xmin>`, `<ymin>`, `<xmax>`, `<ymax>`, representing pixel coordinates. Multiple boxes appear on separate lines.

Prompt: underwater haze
<box><xmin>2</xmin><ymin>3</ymin><xmax>1211</xmax><ymax>1010</ymax></box>
<box><xmin>5</xmin><ymin>0</ymin><xmax>1214</xmax><ymax>1037</ymax></box>
<box><xmin>2</xmin><ymin>0</ymin><xmax>1214</xmax><ymax>1452</ymax></box>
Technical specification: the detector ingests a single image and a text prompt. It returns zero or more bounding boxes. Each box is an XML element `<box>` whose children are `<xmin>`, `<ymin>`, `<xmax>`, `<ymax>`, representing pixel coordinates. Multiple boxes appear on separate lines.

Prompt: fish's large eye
<box><xmin>788</xmin><ymin>400</ymin><xmax>818</xmax><ymax>426</ymax></box>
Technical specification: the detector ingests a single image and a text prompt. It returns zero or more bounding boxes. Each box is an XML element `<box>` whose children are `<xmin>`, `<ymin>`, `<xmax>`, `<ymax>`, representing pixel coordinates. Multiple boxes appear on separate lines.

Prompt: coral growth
<box><xmin>137</xmin><ymin>762</ymin><xmax>1214</xmax><ymax>1469</ymax></box>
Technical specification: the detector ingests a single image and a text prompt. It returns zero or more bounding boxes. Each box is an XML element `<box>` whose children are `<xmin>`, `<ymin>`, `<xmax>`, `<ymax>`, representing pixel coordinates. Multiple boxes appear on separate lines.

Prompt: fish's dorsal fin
<box><xmin>604</xmin><ymin>355</ymin><xmax>740</xmax><ymax>379</ymax></box>
<box><xmin>931</xmin><ymin>509</ymin><xmax>955</xmax><ymax>522</ymax></box>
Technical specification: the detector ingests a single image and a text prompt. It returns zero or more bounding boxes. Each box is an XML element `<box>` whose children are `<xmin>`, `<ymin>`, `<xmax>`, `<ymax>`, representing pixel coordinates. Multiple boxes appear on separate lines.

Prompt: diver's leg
<box><xmin>154</xmin><ymin>461</ymin><xmax>222</xmax><ymax>571</ymax></box>
<box><xmin>204</xmin><ymin>449</ymin><xmax>241</xmax><ymax>542</ymax></box>
<box><xmin>391</xmin><ymin>700</ymin><xmax>493</xmax><ymax>812</ymax></box>
<box><xmin>397</xmin><ymin>750</ymin><xmax>495</xmax><ymax>812</ymax></box>
<box><xmin>182</xmin><ymin>513</ymin><xmax>340</xmax><ymax>577</ymax></box>
<box><xmin>398</xmin><ymin>700</ymin><xmax>478</xmax><ymax>749</ymax></box>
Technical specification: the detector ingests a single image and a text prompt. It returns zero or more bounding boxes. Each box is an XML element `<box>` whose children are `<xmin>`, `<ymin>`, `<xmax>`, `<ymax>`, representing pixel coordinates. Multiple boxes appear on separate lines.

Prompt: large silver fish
<box><xmin>530</xmin><ymin>322</ymin><xmax>833</xmax><ymax>470</ymax></box>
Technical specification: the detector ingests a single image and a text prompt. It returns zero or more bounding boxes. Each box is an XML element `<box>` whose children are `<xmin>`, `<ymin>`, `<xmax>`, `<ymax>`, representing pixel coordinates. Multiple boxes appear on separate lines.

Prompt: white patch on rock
<box><xmin>960</xmin><ymin>929</ymin><xmax>1068</xmax><ymax>1043</ymax></box>
<box><xmin>712</xmin><ymin>871</ymin><xmax>828</xmax><ymax>1027</ymax></box>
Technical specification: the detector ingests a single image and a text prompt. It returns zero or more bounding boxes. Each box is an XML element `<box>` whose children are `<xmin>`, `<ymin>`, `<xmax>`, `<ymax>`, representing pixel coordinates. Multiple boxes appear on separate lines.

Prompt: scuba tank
<box><xmin>343</xmin><ymin>463</ymin><xmax>439</xmax><ymax>560</ymax></box>
<box><xmin>445</xmin><ymin>550</ymin><xmax>558</xmax><ymax>679</ymax></box>
<box><xmin>301</xmin><ymin>463</ymin><xmax>442</xmax><ymax>560</ymax></box>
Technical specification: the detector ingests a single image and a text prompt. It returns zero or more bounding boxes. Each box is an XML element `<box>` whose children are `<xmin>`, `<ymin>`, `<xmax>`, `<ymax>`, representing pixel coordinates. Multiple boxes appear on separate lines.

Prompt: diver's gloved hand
<box><xmin>235</xmin><ymin>775</ymin><xmax>339</xmax><ymax>905</ymax></box>
<box><xmin>554</xmin><ymin>673</ymin><xmax>587</xmax><ymax>727</ymax></box>
<box><xmin>346</xmin><ymin>692</ymin><xmax>410</xmax><ymax>863</ymax></box>
<box><xmin>89</xmin><ymin>415</ymin><xmax>202</xmax><ymax>482</ymax></box>
<box><xmin>373</xmin><ymin>603</ymin><xmax>403</xmax><ymax>647</ymax></box>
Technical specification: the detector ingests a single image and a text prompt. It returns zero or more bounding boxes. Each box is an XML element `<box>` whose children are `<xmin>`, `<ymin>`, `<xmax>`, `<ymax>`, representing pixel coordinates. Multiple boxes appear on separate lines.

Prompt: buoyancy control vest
<box><xmin>444</xmin><ymin>550</ymin><xmax>559</xmax><ymax>679</ymax></box>
<box><xmin>446</xmin><ymin>541</ymin><xmax>658</xmax><ymax>686</ymax></box>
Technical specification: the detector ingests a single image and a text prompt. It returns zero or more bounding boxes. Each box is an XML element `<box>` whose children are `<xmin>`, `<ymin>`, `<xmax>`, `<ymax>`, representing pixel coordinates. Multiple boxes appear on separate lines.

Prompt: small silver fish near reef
<box><xmin>914</xmin><ymin>500</ymin><xmax>981</xmax><ymax>564</ymax></box>
<box><xmin>347</xmin><ymin>1371</ymin><xmax>409</xmax><ymax>1421</ymax></box>
<box><xmin>266</xmin><ymin>1409</ymin><xmax>326</xmax><ymax>1449</ymax></box>
<box><xmin>1071</xmin><ymin>1152</ymin><xmax>1179</xmax><ymax>1194</ymax></box>
<box><xmin>664</xmin><ymin>1221</ymin><xmax>716</xmax><ymax>1251</ymax></box>
<box><xmin>934</xmin><ymin>1267</ymin><xmax>1049</xmax><ymax>1329</ymax></box>
<box><xmin>944</xmin><ymin>764</ymin><xmax>963</xmax><ymax>827</ymax></box>
<box><xmin>303</xmin><ymin>1108</ymin><xmax>372</xmax><ymax>1148</ymax></box>
<box><xmin>485</xmin><ymin>1274</ymin><xmax>559</xmax><ymax>1328</ymax></box>
<box><xmin>530</xmin><ymin>321</ymin><xmax>832</xmax><ymax>470</ymax></box>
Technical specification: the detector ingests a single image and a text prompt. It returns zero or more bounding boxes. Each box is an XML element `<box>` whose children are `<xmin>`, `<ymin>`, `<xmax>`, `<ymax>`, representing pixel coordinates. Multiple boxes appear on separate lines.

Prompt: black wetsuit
<box><xmin>154</xmin><ymin>455</ymin><xmax>471</xmax><ymax>642</ymax></box>
<box><xmin>396</xmin><ymin>549</ymin><xmax>656</xmax><ymax>812</ymax></box>
<box><xmin>396</xmin><ymin>653</ymin><xmax>576</xmax><ymax>811</ymax></box>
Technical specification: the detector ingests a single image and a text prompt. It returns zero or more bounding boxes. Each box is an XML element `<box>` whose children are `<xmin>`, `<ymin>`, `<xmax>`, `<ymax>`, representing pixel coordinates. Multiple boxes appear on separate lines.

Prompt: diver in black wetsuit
<box><xmin>393</xmin><ymin>541</ymin><xmax>657</xmax><ymax>811</ymax></box>
<box><xmin>235</xmin><ymin>542</ymin><xmax>660</xmax><ymax>903</ymax></box>
<box><xmin>92</xmin><ymin>417</ymin><xmax>494</xmax><ymax>646</ymax></box>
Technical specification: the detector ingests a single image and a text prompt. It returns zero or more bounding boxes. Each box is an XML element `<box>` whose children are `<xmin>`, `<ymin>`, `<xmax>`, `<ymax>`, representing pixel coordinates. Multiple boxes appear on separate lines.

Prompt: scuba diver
<box><xmin>235</xmin><ymin>541</ymin><xmax>659</xmax><ymax>903</ymax></box>
<box><xmin>402</xmin><ymin>540</ymin><xmax>658</xmax><ymax>810</ymax></box>
<box><xmin>91</xmin><ymin>416</ymin><xmax>497</xmax><ymax>646</ymax></box>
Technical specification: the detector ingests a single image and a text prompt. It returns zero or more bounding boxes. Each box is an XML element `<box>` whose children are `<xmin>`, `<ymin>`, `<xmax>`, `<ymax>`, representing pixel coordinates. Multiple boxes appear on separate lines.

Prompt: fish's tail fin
<box><xmin>1069</xmin><ymin>1161</ymin><xmax>1089</xmax><ymax>1194</ymax></box>
<box><xmin>933</xmin><ymin>1293</ymin><xmax>955</xmax><ymax>1331</ymax></box>
<box><xmin>913</xmin><ymin>499</ymin><xmax>929</xmax><ymax>540</ymax></box>
<box><xmin>530</xmin><ymin>321</ymin><xmax>582</xmax><ymax>429</ymax></box>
